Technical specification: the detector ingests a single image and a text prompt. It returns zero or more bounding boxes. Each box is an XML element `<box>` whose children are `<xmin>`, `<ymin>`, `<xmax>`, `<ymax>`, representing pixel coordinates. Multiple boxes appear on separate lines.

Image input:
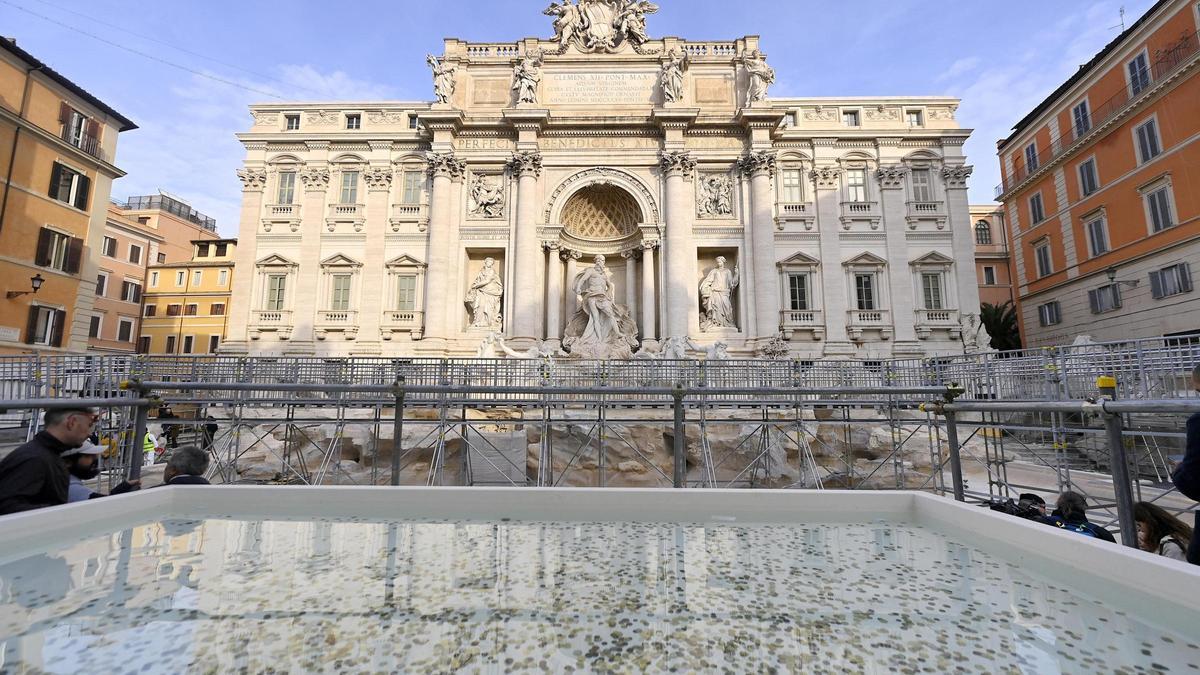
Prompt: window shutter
<box><xmin>65</xmin><ymin>237</ymin><xmax>83</xmax><ymax>274</ymax></box>
<box><xmin>59</xmin><ymin>102</ymin><xmax>71</xmax><ymax>124</ymax></box>
<box><xmin>132</xmin><ymin>284</ymin><xmax>142</xmax><ymax>304</ymax></box>
<box><xmin>85</xmin><ymin>119</ymin><xmax>100</xmax><ymax>139</ymax></box>
<box><xmin>1180</xmin><ymin>264</ymin><xmax>1193</xmax><ymax>293</ymax></box>
<box><xmin>73</xmin><ymin>174</ymin><xmax>91</xmax><ymax>210</ymax></box>
<box><xmin>1112</xmin><ymin>285</ymin><xmax>1122</xmax><ymax>309</ymax></box>
<box><xmin>1088</xmin><ymin>290</ymin><xmax>1100</xmax><ymax>314</ymax></box>
<box><xmin>24</xmin><ymin>306</ymin><xmax>39</xmax><ymax>344</ymax></box>
<box><xmin>1150</xmin><ymin>271</ymin><xmax>1165</xmax><ymax>299</ymax></box>
<box><xmin>35</xmin><ymin>228</ymin><xmax>52</xmax><ymax>266</ymax></box>
<box><xmin>48</xmin><ymin>163</ymin><xmax>62</xmax><ymax>197</ymax></box>
<box><xmin>51</xmin><ymin>309</ymin><xmax>66</xmax><ymax>347</ymax></box>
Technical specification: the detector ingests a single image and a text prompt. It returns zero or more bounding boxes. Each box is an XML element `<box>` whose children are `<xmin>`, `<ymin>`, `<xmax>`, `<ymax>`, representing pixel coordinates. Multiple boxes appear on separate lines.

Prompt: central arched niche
<box><xmin>561</xmin><ymin>184</ymin><xmax>643</xmax><ymax>241</ymax></box>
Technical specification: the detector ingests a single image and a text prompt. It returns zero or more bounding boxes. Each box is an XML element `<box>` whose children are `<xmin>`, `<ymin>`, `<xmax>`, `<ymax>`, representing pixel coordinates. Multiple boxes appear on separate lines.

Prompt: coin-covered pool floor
<box><xmin>1</xmin><ymin>517</ymin><xmax>1196</xmax><ymax>673</ymax></box>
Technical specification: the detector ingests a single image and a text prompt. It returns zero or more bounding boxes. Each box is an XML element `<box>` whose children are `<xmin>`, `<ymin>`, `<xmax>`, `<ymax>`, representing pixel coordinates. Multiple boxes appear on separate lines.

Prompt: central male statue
<box><xmin>563</xmin><ymin>255</ymin><xmax>639</xmax><ymax>359</ymax></box>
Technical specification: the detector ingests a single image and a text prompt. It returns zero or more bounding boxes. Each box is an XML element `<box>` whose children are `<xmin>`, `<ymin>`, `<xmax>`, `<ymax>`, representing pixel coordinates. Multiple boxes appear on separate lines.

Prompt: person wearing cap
<box><xmin>64</xmin><ymin>441</ymin><xmax>140</xmax><ymax>503</ymax></box>
<box><xmin>0</xmin><ymin>406</ymin><xmax>98</xmax><ymax>515</ymax></box>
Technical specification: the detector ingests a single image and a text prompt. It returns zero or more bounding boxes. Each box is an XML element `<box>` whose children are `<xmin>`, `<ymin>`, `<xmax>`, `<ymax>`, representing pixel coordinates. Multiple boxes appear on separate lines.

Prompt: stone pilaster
<box><xmin>359</xmin><ymin>166</ymin><xmax>393</xmax><ymax>353</ymax></box>
<box><xmin>424</xmin><ymin>151</ymin><xmax>466</xmax><ymax>342</ymax></box>
<box><xmin>293</xmin><ymin>163</ymin><xmax>331</xmax><ymax>351</ymax></box>
<box><xmin>811</xmin><ymin>166</ymin><xmax>853</xmax><ymax>355</ymax></box>
<box><xmin>740</xmin><ymin>151</ymin><xmax>778</xmax><ymax>340</ymax></box>
<box><xmin>660</xmin><ymin>150</ymin><xmax>697</xmax><ymax>338</ymax></box>
<box><xmin>508</xmin><ymin>151</ymin><xmax>544</xmax><ymax>344</ymax></box>
<box><xmin>877</xmin><ymin>165</ymin><xmax>918</xmax><ymax>349</ymax></box>
<box><xmin>222</xmin><ymin>168</ymin><xmax>268</xmax><ymax>353</ymax></box>
<box><xmin>943</xmin><ymin>165</ymin><xmax>986</xmax><ymax>345</ymax></box>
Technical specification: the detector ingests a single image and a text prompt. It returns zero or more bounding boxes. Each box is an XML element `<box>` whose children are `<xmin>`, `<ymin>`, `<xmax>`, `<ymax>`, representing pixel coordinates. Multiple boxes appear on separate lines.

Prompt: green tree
<box><xmin>980</xmin><ymin>301</ymin><xmax>1022</xmax><ymax>351</ymax></box>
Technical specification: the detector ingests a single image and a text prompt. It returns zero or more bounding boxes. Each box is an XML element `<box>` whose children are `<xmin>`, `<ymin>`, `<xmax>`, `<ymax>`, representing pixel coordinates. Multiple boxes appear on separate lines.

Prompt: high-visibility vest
<box><xmin>143</xmin><ymin>433</ymin><xmax>156</xmax><ymax>455</ymax></box>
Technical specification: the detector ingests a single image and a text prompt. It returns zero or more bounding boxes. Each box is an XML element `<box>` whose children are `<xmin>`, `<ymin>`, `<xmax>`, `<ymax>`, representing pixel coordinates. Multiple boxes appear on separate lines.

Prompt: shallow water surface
<box><xmin>0</xmin><ymin>517</ymin><xmax>1195</xmax><ymax>673</ymax></box>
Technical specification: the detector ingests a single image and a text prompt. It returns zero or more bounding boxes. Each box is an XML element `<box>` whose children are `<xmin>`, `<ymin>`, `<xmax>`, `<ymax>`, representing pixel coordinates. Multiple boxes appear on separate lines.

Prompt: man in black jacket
<box><xmin>0</xmin><ymin>407</ymin><xmax>98</xmax><ymax>516</ymax></box>
<box><xmin>1170</xmin><ymin>364</ymin><xmax>1200</xmax><ymax>563</ymax></box>
<box><xmin>161</xmin><ymin>445</ymin><xmax>211</xmax><ymax>486</ymax></box>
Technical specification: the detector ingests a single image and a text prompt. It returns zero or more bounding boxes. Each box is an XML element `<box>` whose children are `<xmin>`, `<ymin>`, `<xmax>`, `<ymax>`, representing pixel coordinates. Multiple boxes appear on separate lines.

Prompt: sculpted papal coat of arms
<box><xmin>544</xmin><ymin>0</ymin><xmax>660</xmax><ymax>54</ymax></box>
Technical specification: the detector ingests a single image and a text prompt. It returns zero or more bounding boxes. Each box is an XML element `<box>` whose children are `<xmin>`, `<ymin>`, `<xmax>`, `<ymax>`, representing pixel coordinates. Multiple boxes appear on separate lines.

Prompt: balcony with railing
<box><xmin>262</xmin><ymin>203</ymin><xmax>301</xmax><ymax>233</ymax></box>
<box><xmin>997</xmin><ymin>29</ymin><xmax>1199</xmax><ymax>197</ymax></box>
<box><xmin>382</xmin><ymin>310</ymin><xmax>425</xmax><ymax>340</ymax></box>
<box><xmin>250</xmin><ymin>310</ymin><xmax>293</xmax><ymax>340</ymax></box>
<box><xmin>326</xmin><ymin>203</ymin><xmax>366</xmax><ymax>232</ymax></box>
<box><xmin>915</xmin><ymin>308</ymin><xmax>962</xmax><ymax>340</ymax></box>
<box><xmin>316</xmin><ymin>310</ymin><xmax>359</xmax><ymax>340</ymax></box>
<box><xmin>776</xmin><ymin>202</ymin><xmax>816</xmax><ymax>229</ymax></box>
<box><xmin>389</xmin><ymin>203</ymin><xmax>429</xmax><ymax>232</ymax></box>
<box><xmin>779</xmin><ymin>309</ymin><xmax>825</xmax><ymax>340</ymax></box>
<box><xmin>840</xmin><ymin>201</ymin><xmax>881</xmax><ymax>227</ymax></box>
<box><xmin>60</xmin><ymin>127</ymin><xmax>106</xmax><ymax>162</ymax></box>
<box><xmin>846</xmin><ymin>309</ymin><xmax>893</xmax><ymax>341</ymax></box>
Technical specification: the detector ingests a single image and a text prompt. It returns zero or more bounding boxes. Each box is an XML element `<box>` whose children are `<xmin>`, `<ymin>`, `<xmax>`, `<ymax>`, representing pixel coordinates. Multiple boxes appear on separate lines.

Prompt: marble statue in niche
<box><xmin>700</xmin><ymin>256</ymin><xmax>740</xmax><ymax>330</ymax></box>
<box><xmin>563</xmin><ymin>255</ymin><xmax>639</xmax><ymax>359</ymax></box>
<box><xmin>512</xmin><ymin>50</ymin><xmax>544</xmax><ymax>105</ymax></box>
<box><xmin>697</xmin><ymin>173</ymin><xmax>733</xmax><ymax>217</ymax></box>
<box><xmin>744</xmin><ymin>50</ymin><xmax>775</xmax><ymax>103</ymax></box>
<box><xmin>427</xmin><ymin>54</ymin><xmax>457</xmax><ymax>105</ymax></box>
<box><xmin>469</xmin><ymin>175</ymin><xmax>505</xmax><ymax>218</ymax></box>
<box><xmin>660</xmin><ymin>48</ymin><xmax>688</xmax><ymax>103</ymax></box>
<box><xmin>466</xmin><ymin>258</ymin><xmax>504</xmax><ymax>329</ymax></box>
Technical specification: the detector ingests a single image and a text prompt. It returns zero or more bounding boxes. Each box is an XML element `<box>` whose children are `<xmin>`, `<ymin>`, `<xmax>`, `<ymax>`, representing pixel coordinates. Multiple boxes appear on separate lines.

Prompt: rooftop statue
<box><xmin>512</xmin><ymin>50</ymin><xmax>545</xmax><ymax>105</ymax></box>
<box><xmin>426</xmin><ymin>54</ymin><xmax>457</xmax><ymax>105</ymax></box>
<box><xmin>744</xmin><ymin>49</ymin><xmax>775</xmax><ymax>103</ymax></box>
<box><xmin>545</xmin><ymin>0</ymin><xmax>659</xmax><ymax>54</ymax></box>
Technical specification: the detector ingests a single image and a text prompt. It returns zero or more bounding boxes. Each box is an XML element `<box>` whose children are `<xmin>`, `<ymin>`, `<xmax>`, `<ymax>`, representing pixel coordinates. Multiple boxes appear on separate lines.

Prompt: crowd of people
<box><xmin>0</xmin><ymin>405</ymin><xmax>211</xmax><ymax>516</ymax></box>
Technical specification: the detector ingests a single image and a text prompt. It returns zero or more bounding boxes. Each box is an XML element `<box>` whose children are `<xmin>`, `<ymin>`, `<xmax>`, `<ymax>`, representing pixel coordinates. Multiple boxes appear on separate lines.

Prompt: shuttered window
<box><xmin>25</xmin><ymin>306</ymin><xmax>66</xmax><ymax>347</ymax></box>
<box><xmin>1072</xmin><ymin>101</ymin><xmax>1091</xmax><ymax>137</ymax></box>
<box><xmin>1135</xmin><ymin>119</ymin><xmax>1162</xmax><ymax>164</ymax></box>
<box><xmin>48</xmin><ymin>163</ymin><xmax>91</xmax><ymax>210</ymax></box>
<box><xmin>787</xmin><ymin>274</ymin><xmax>809</xmax><ymax>311</ymax></box>
<box><xmin>266</xmin><ymin>275</ymin><xmax>287</xmax><ymax>311</ymax></box>
<box><xmin>396</xmin><ymin>275</ymin><xmax>417</xmax><ymax>311</ymax></box>
<box><xmin>330</xmin><ymin>274</ymin><xmax>352</xmax><ymax>311</ymax></box>
<box><xmin>1150</xmin><ymin>264</ymin><xmax>1193</xmax><ymax>299</ymax></box>
<box><xmin>1079</xmin><ymin>159</ymin><xmax>1099</xmax><ymax>196</ymax></box>
<box><xmin>911</xmin><ymin>169</ymin><xmax>933</xmax><ymax>202</ymax></box>
<box><xmin>1038</xmin><ymin>302</ymin><xmax>1061</xmax><ymax>327</ymax></box>
<box><xmin>1088</xmin><ymin>284</ymin><xmax>1122</xmax><ymax>314</ymax></box>
<box><xmin>921</xmin><ymin>273</ymin><xmax>944</xmax><ymax>310</ymax></box>
<box><xmin>1146</xmin><ymin>186</ymin><xmax>1174</xmax><ymax>233</ymax></box>
<box><xmin>402</xmin><ymin>171</ymin><xmax>423</xmax><ymax>204</ymax></box>
<box><xmin>35</xmin><ymin>228</ymin><xmax>82</xmax><ymax>274</ymax></box>
<box><xmin>855</xmin><ymin>274</ymin><xmax>876</xmax><ymax>311</ymax></box>
<box><xmin>1128</xmin><ymin>53</ymin><xmax>1151</xmax><ymax>95</ymax></box>
<box><xmin>1085</xmin><ymin>217</ymin><xmax>1108</xmax><ymax>258</ymax></box>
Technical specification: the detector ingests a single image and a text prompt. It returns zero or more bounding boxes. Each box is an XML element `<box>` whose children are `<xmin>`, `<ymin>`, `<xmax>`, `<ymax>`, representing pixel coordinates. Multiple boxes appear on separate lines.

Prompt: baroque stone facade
<box><xmin>224</xmin><ymin>3</ymin><xmax>985</xmax><ymax>359</ymax></box>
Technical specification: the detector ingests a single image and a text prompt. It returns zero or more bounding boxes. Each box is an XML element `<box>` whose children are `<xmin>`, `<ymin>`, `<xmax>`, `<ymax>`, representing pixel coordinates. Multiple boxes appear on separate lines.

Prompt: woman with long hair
<box><xmin>1134</xmin><ymin>502</ymin><xmax>1194</xmax><ymax>562</ymax></box>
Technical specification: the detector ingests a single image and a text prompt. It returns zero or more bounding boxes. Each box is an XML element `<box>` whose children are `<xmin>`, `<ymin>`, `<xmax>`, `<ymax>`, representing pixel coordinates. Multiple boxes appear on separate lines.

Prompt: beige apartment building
<box><xmin>140</xmin><ymin>239</ymin><xmax>235</xmax><ymax>355</ymax></box>
<box><xmin>88</xmin><ymin>194</ymin><xmax>220</xmax><ymax>353</ymax></box>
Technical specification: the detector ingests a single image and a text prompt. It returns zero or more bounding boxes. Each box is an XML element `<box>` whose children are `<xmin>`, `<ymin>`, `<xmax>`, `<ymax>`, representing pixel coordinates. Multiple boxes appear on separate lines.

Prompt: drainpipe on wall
<box><xmin>0</xmin><ymin>64</ymin><xmax>43</xmax><ymax>235</ymax></box>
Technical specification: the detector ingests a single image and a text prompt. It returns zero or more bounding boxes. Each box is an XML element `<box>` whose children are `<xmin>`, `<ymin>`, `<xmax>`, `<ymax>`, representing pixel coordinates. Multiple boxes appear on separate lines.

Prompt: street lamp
<box><xmin>1105</xmin><ymin>266</ymin><xmax>1140</xmax><ymax>289</ymax></box>
<box><xmin>6</xmin><ymin>274</ymin><xmax>45</xmax><ymax>299</ymax></box>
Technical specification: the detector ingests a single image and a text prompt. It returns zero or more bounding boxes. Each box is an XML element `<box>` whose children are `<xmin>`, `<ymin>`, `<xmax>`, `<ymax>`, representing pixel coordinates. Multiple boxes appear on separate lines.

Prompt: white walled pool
<box><xmin>1</xmin><ymin>488</ymin><xmax>1198</xmax><ymax>673</ymax></box>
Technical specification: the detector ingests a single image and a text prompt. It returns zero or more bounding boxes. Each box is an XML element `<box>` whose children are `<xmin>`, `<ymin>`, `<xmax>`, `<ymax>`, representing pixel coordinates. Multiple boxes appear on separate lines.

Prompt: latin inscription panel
<box><xmin>543</xmin><ymin>71</ymin><xmax>657</xmax><ymax>105</ymax></box>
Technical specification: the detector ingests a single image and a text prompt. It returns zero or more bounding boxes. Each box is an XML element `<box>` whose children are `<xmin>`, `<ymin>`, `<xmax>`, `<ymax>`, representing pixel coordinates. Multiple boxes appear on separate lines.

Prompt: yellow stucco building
<box><xmin>139</xmin><ymin>239</ymin><xmax>236</xmax><ymax>355</ymax></box>
<box><xmin>0</xmin><ymin>36</ymin><xmax>136</xmax><ymax>354</ymax></box>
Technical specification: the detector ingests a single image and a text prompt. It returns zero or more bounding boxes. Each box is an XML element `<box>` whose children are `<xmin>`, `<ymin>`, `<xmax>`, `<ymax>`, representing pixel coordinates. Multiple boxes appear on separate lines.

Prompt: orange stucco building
<box><xmin>971</xmin><ymin>205</ymin><xmax>1014</xmax><ymax>308</ymax></box>
<box><xmin>88</xmin><ymin>195</ymin><xmax>219</xmax><ymax>353</ymax></box>
<box><xmin>997</xmin><ymin>0</ymin><xmax>1200</xmax><ymax>347</ymax></box>
<box><xmin>0</xmin><ymin>37</ymin><xmax>136</xmax><ymax>354</ymax></box>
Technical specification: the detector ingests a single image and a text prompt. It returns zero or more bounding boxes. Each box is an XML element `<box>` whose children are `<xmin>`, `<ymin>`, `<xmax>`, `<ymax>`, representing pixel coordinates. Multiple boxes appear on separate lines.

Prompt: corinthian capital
<box><xmin>875</xmin><ymin>165</ymin><xmax>909</xmax><ymax>190</ymax></box>
<box><xmin>363</xmin><ymin>166</ymin><xmax>394</xmax><ymax>191</ymax></box>
<box><xmin>299</xmin><ymin>167</ymin><xmax>331</xmax><ymax>190</ymax></box>
<box><xmin>809</xmin><ymin>166</ymin><xmax>843</xmax><ymax>190</ymax></box>
<box><xmin>236</xmin><ymin>168</ymin><xmax>268</xmax><ymax>191</ymax></box>
<box><xmin>737</xmin><ymin>151</ymin><xmax>777</xmax><ymax>178</ymax></box>
<box><xmin>659</xmin><ymin>151</ymin><xmax>696</xmax><ymax>180</ymax></box>
<box><xmin>941</xmin><ymin>165</ymin><xmax>973</xmax><ymax>189</ymax></box>
<box><xmin>426</xmin><ymin>151</ymin><xmax>467</xmax><ymax>180</ymax></box>
<box><xmin>506</xmin><ymin>151</ymin><xmax>544</xmax><ymax>178</ymax></box>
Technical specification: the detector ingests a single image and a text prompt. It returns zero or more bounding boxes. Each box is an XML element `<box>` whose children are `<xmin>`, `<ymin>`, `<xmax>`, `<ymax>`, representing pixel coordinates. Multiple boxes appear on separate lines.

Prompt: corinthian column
<box><xmin>508</xmin><ymin>151</ymin><xmax>544</xmax><ymax>344</ymax></box>
<box><xmin>660</xmin><ymin>151</ymin><xmax>697</xmax><ymax>338</ymax></box>
<box><xmin>224</xmin><ymin>168</ymin><xmax>268</xmax><ymax>353</ymax></box>
<box><xmin>740</xmin><ymin>152</ymin><xmax>778</xmax><ymax>340</ymax></box>
<box><xmin>640</xmin><ymin>242</ymin><xmax>657</xmax><ymax>342</ymax></box>
<box><xmin>424</xmin><ymin>151</ymin><xmax>466</xmax><ymax>342</ymax></box>
<box><xmin>545</xmin><ymin>242</ymin><xmax>563</xmax><ymax>345</ymax></box>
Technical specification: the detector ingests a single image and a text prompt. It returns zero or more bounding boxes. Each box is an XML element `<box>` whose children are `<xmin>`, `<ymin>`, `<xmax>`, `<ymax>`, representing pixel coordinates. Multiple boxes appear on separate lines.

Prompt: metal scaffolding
<box><xmin>1</xmin><ymin>333</ymin><xmax>1197</xmax><ymax>544</ymax></box>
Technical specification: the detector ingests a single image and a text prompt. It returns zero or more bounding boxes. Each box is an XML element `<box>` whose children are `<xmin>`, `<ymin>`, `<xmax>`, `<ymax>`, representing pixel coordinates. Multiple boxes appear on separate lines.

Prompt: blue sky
<box><xmin>1</xmin><ymin>0</ymin><xmax>1157</xmax><ymax>235</ymax></box>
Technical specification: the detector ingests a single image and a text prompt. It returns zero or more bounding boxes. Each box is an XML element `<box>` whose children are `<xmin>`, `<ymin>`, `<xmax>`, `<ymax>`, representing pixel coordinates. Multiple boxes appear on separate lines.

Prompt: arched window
<box><xmin>975</xmin><ymin>220</ymin><xmax>993</xmax><ymax>245</ymax></box>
